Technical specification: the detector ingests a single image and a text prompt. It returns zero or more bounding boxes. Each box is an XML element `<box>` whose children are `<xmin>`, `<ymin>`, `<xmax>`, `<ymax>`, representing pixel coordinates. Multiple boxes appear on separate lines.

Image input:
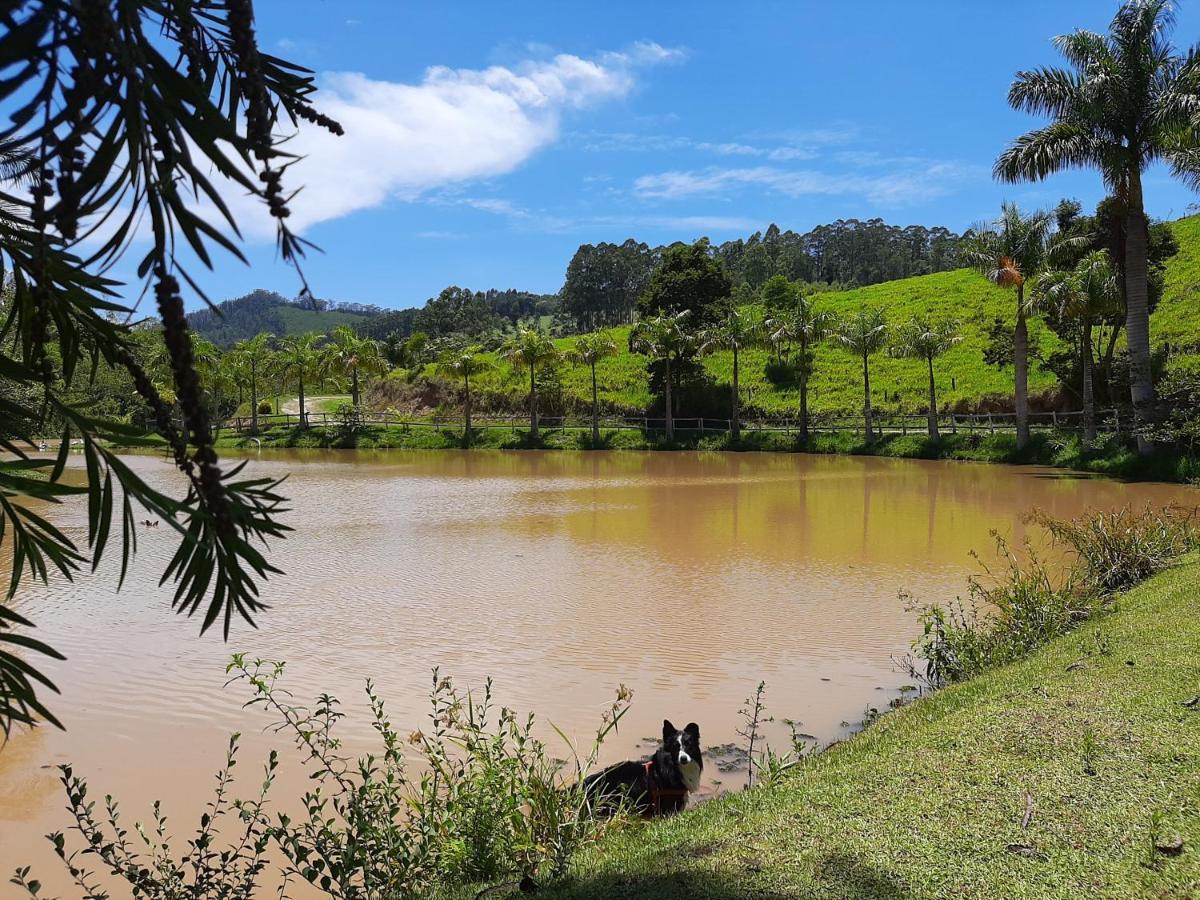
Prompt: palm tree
<box><xmin>189</xmin><ymin>335</ymin><xmax>230</xmax><ymax>432</ymax></box>
<box><xmin>960</xmin><ymin>204</ymin><xmax>1053</xmax><ymax>449</ymax></box>
<box><xmin>834</xmin><ymin>308</ymin><xmax>890</xmax><ymax>441</ymax></box>
<box><xmin>1032</xmin><ymin>252</ymin><xmax>1121</xmax><ymax>443</ymax></box>
<box><xmin>502</xmin><ymin>327</ymin><xmax>560</xmax><ymax>439</ymax></box>
<box><xmin>631</xmin><ymin>311</ymin><xmax>694</xmax><ymax>441</ymax></box>
<box><xmin>233</xmin><ymin>332</ymin><xmax>273</xmax><ymax>433</ymax></box>
<box><xmin>436</xmin><ymin>347</ymin><xmax>490</xmax><ymax>447</ymax></box>
<box><xmin>566</xmin><ymin>331</ymin><xmax>619</xmax><ymax>444</ymax></box>
<box><xmin>324</xmin><ymin>325</ymin><xmax>387</xmax><ymax>407</ymax></box>
<box><xmin>767</xmin><ymin>293</ymin><xmax>833</xmax><ymax>443</ymax></box>
<box><xmin>274</xmin><ymin>332</ymin><xmax>322</xmax><ymax>427</ymax></box>
<box><xmin>699</xmin><ymin>309</ymin><xmax>763</xmax><ymax>442</ymax></box>
<box><xmin>890</xmin><ymin>317</ymin><xmax>963</xmax><ymax>439</ymax></box>
<box><xmin>995</xmin><ymin>0</ymin><xmax>1200</xmax><ymax>452</ymax></box>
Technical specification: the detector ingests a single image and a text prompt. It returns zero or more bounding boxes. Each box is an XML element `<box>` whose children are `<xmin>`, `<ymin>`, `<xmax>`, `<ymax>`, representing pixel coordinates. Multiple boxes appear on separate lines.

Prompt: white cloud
<box><xmin>633</xmin><ymin>160</ymin><xmax>982</xmax><ymax>206</ymax></box>
<box><xmin>595</xmin><ymin>213</ymin><xmax>759</xmax><ymax>232</ymax></box>
<box><xmin>221</xmin><ymin>43</ymin><xmax>682</xmax><ymax>237</ymax></box>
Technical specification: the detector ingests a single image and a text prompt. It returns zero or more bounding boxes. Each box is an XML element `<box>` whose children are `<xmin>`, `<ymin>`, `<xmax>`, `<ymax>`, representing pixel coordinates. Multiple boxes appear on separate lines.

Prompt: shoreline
<box><xmin>197</xmin><ymin>424</ymin><xmax>1200</xmax><ymax>484</ymax></box>
<box><xmin>533</xmin><ymin>553</ymin><xmax>1200</xmax><ymax>899</ymax></box>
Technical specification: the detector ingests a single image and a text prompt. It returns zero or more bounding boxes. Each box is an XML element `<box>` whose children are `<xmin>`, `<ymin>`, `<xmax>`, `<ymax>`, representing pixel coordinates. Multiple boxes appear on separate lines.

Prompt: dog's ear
<box><xmin>662</xmin><ymin>719</ymin><xmax>676</xmax><ymax>741</ymax></box>
<box><xmin>684</xmin><ymin>722</ymin><xmax>700</xmax><ymax>740</ymax></box>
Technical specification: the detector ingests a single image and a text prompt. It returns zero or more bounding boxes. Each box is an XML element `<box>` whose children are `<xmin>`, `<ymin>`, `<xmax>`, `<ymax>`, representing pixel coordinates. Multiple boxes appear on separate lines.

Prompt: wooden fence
<box><xmin>228</xmin><ymin>407</ymin><xmax>1130</xmax><ymax>438</ymax></box>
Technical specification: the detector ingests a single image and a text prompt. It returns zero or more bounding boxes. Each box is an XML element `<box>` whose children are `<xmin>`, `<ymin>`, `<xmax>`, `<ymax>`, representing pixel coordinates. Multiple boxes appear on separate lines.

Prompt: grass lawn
<box><xmin>534</xmin><ymin>555</ymin><xmax>1200</xmax><ymax>899</ymax></box>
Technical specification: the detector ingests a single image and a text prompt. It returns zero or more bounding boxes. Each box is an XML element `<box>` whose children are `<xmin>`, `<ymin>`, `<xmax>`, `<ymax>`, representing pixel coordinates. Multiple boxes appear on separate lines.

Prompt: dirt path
<box><xmin>279</xmin><ymin>395</ymin><xmax>349</xmax><ymax>415</ymax></box>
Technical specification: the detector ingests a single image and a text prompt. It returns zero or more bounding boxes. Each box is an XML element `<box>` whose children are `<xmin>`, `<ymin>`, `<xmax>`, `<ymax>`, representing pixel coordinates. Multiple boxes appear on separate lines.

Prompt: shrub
<box><xmin>907</xmin><ymin>505</ymin><xmax>1198</xmax><ymax>688</ymax></box>
<box><xmin>258</xmin><ymin>400</ymin><xmax>273</xmax><ymax>415</ymax></box>
<box><xmin>333</xmin><ymin>402</ymin><xmax>365</xmax><ymax>438</ymax></box>
<box><xmin>17</xmin><ymin>660</ymin><xmax>632</xmax><ymax>899</ymax></box>
<box><xmin>907</xmin><ymin>536</ymin><xmax>1095</xmax><ymax>687</ymax></box>
<box><xmin>1032</xmin><ymin>505</ymin><xmax>1198</xmax><ymax>592</ymax></box>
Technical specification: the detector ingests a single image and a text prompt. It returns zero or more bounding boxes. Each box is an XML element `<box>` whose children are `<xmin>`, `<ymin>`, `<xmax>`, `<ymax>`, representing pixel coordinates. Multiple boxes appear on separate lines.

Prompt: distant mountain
<box><xmin>188</xmin><ymin>290</ymin><xmax>383</xmax><ymax>346</ymax></box>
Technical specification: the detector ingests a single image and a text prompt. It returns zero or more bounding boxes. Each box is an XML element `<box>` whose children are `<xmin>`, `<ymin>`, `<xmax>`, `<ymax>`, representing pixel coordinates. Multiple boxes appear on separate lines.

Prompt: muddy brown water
<box><xmin>0</xmin><ymin>449</ymin><xmax>1195</xmax><ymax>894</ymax></box>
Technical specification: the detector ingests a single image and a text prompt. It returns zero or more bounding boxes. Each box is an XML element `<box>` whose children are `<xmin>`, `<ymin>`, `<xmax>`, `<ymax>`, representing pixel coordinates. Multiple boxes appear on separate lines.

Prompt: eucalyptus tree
<box><xmin>699</xmin><ymin>309</ymin><xmax>764</xmax><ymax>441</ymax></box>
<box><xmin>767</xmin><ymin>293</ymin><xmax>833</xmax><ymax>443</ymax></box>
<box><xmin>436</xmin><ymin>347</ymin><xmax>490</xmax><ymax>447</ymax></box>
<box><xmin>566</xmin><ymin>331</ymin><xmax>619</xmax><ymax>444</ymax></box>
<box><xmin>233</xmin><ymin>333</ymin><xmax>274</xmax><ymax>433</ymax></box>
<box><xmin>631</xmin><ymin>311</ymin><xmax>695</xmax><ymax>441</ymax></box>
<box><xmin>996</xmin><ymin>0</ymin><xmax>1200</xmax><ymax>451</ymax></box>
<box><xmin>960</xmin><ymin>204</ymin><xmax>1054</xmax><ymax>449</ymax></box>
<box><xmin>1032</xmin><ymin>252</ymin><xmax>1121</xmax><ymax>442</ymax></box>
<box><xmin>890</xmin><ymin>317</ymin><xmax>963</xmax><ymax>439</ymax></box>
<box><xmin>835</xmin><ymin>308</ymin><xmax>890</xmax><ymax>441</ymax></box>
<box><xmin>502</xmin><ymin>327</ymin><xmax>560</xmax><ymax>439</ymax></box>
<box><xmin>275</xmin><ymin>333</ymin><xmax>323</xmax><ymax>428</ymax></box>
<box><xmin>0</xmin><ymin>1</ymin><xmax>341</xmax><ymax>733</ymax></box>
<box><xmin>324</xmin><ymin>325</ymin><xmax>387</xmax><ymax>407</ymax></box>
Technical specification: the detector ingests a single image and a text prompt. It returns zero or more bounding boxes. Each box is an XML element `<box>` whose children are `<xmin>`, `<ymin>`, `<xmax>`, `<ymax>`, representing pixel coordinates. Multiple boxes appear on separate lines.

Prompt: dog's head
<box><xmin>662</xmin><ymin>720</ymin><xmax>702</xmax><ymax>789</ymax></box>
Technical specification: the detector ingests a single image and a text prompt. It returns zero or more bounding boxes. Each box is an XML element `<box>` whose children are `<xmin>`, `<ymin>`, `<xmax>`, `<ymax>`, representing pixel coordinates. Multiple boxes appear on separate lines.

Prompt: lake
<box><xmin>0</xmin><ymin>449</ymin><xmax>1195</xmax><ymax>891</ymax></box>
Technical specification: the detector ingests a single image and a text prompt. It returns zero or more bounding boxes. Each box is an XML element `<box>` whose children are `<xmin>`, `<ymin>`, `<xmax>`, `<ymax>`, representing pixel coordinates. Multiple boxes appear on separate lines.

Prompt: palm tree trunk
<box><xmin>351</xmin><ymin>367</ymin><xmax>360</xmax><ymax>407</ymax></box>
<box><xmin>1014</xmin><ymin>294</ymin><xmax>1030</xmax><ymax>450</ymax></box>
<box><xmin>1100</xmin><ymin>322</ymin><xmax>1121</xmax><ymax>406</ymax></box>
<box><xmin>1081</xmin><ymin>318</ymin><xmax>1095</xmax><ymax>444</ymax></box>
<box><xmin>664</xmin><ymin>356</ymin><xmax>674</xmax><ymax>440</ymax></box>
<box><xmin>250</xmin><ymin>357</ymin><xmax>259</xmax><ymax>434</ymax></box>
<box><xmin>464</xmin><ymin>371</ymin><xmax>472</xmax><ymax>448</ymax></box>
<box><xmin>926</xmin><ymin>355</ymin><xmax>939</xmax><ymax>440</ymax></box>
<box><xmin>298</xmin><ymin>373</ymin><xmax>306</xmax><ymax>428</ymax></box>
<box><xmin>1124</xmin><ymin>178</ymin><xmax>1154</xmax><ymax>454</ymax></box>
<box><xmin>862</xmin><ymin>353</ymin><xmax>873</xmax><ymax>441</ymax></box>
<box><xmin>799</xmin><ymin>338</ymin><xmax>809</xmax><ymax>444</ymax></box>
<box><xmin>590</xmin><ymin>363</ymin><xmax>600</xmax><ymax>445</ymax></box>
<box><xmin>731</xmin><ymin>347</ymin><xmax>741</xmax><ymax>442</ymax></box>
<box><xmin>529</xmin><ymin>363</ymin><xmax>538</xmax><ymax>439</ymax></box>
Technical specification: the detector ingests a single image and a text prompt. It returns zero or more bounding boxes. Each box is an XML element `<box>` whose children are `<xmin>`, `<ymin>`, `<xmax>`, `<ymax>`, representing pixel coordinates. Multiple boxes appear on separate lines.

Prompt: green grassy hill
<box><xmin>414</xmin><ymin>216</ymin><xmax>1200</xmax><ymax>419</ymax></box>
<box><xmin>421</xmin><ymin>270</ymin><xmax>1049</xmax><ymax>418</ymax></box>
<box><xmin>1153</xmin><ymin>214</ymin><xmax>1200</xmax><ymax>375</ymax></box>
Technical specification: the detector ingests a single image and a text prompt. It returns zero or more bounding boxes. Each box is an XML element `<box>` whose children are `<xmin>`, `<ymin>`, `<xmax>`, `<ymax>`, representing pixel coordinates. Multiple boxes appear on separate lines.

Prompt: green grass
<box><xmin>211</xmin><ymin>424</ymin><xmax>1200</xmax><ymax>481</ymax></box>
<box><xmin>1155</xmin><ymin>215</ymin><xmax>1200</xmax><ymax>375</ymax></box>
<box><xmin>531</xmin><ymin>555</ymin><xmax>1200</xmax><ymax>899</ymax></box>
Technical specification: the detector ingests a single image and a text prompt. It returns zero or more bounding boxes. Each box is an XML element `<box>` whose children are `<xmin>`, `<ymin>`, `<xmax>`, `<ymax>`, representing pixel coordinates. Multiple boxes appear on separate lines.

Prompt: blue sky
<box><xmin>180</xmin><ymin>1</ymin><xmax>1200</xmax><ymax>311</ymax></box>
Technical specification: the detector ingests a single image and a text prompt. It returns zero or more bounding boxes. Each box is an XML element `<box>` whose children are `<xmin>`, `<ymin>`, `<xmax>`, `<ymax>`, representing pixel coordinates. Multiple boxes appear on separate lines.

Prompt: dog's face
<box><xmin>663</xmin><ymin>719</ymin><xmax>702</xmax><ymax>791</ymax></box>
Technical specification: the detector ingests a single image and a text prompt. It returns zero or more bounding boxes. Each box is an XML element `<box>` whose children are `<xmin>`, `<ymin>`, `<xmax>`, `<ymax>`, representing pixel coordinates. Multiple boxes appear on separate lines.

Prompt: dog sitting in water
<box><xmin>584</xmin><ymin>720</ymin><xmax>702</xmax><ymax>816</ymax></box>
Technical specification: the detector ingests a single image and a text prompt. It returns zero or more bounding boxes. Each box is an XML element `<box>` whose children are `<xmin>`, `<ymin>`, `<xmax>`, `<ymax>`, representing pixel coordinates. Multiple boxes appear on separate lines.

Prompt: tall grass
<box><xmin>909</xmin><ymin>505</ymin><xmax>1199</xmax><ymax>687</ymax></box>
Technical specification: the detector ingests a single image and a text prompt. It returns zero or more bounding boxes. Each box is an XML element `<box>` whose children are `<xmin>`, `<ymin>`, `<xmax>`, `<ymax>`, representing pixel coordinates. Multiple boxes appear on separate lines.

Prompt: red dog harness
<box><xmin>643</xmin><ymin>760</ymin><xmax>689</xmax><ymax>815</ymax></box>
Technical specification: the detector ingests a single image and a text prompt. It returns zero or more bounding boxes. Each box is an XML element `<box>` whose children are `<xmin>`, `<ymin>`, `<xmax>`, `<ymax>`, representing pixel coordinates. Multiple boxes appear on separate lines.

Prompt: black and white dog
<box><xmin>584</xmin><ymin>720</ymin><xmax>702</xmax><ymax>816</ymax></box>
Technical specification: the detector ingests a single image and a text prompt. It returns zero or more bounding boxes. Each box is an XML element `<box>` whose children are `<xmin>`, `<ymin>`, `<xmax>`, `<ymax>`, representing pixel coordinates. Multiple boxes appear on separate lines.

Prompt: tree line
<box><xmin>559</xmin><ymin>220</ymin><xmax>964</xmax><ymax>332</ymax></box>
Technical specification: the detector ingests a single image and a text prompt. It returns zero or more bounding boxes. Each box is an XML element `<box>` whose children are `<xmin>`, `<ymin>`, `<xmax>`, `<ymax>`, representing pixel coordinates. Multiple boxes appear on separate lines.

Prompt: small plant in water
<box><xmin>736</xmin><ymin>681</ymin><xmax>772</xmax><ymax>789</ymax></box>
<box><xmin>11</xmin><ymin>734</ymin><xmax>275</xmax><ymax>899</ymax></box>
<box><xmin>14</xmin><ymin>658</ymin><xmax>632</xmax><ymax>899</ymax></box>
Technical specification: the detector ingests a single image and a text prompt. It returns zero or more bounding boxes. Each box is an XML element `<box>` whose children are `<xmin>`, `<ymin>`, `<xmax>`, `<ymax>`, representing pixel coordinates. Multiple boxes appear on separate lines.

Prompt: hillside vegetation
<box><xmin>189</xmin><ymin>289</ymin><xmax>378</xmax><ymax>346</ymax></box>
<box><xmin>408</xmin><ymin>269</ymin><xmax>1057</xmax><ymax>418</ymax></box>
<box><xmin>393</xmin><ymin>215</ymin><xmax>1200</xmax><ymax>419</ymax></box>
